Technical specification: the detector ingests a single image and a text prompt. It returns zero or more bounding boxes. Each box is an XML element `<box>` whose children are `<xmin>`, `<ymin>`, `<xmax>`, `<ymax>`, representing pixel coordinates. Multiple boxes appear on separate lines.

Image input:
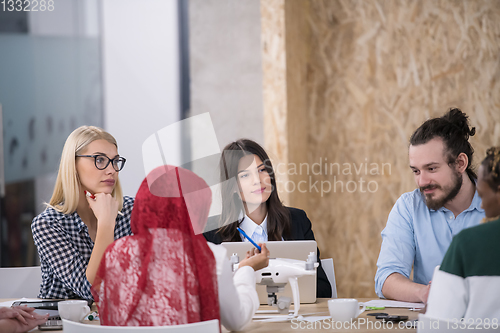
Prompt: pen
<box><xmin>85</xmin><ymin>190</ymin><xmax>124</xmax><ymax>216</ymax></box>
<box><xmin>237</xmin><ymin>227</ymin><xmax>262</xmax><ymax>252</ymax></box>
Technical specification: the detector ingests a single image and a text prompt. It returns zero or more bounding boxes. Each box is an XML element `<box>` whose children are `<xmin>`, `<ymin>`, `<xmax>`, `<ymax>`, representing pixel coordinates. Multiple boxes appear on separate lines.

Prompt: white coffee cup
<box><xmin>328</xmin><ymin>298</ymin><xmax>365</xmax><ymax>322</ymax></box>
<box><xmin>58</xmin><ymin>300</ymin><xmax>90</xmax><ymax>322</ymax></box>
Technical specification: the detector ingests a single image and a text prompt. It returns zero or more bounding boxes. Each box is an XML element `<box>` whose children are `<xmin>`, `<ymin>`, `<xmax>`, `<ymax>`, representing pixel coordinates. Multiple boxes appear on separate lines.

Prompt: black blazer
<box><xmin>203</xmin><ymin>207</ymin><xmax>332</xmax><ymax>298</ymax></box>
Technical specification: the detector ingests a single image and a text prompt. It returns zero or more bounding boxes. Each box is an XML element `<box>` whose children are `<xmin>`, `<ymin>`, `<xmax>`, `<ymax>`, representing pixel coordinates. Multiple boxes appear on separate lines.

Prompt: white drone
<box><xmin>233</xmin><ymin>252</ymin><xmax>318</xmax><ymax>317</ymax></box>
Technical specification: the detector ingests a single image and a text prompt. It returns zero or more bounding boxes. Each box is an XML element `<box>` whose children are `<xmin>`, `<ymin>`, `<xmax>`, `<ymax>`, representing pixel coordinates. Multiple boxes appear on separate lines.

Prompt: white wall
<box><xmin>101</xmin><ymin>0</ymin><xmax>181</xmax><ymax>196</ymax></box>
<box><xmin>189</xmin><ymin>0</ymin><xmax>264</xmax><ymax>149</ymax></box>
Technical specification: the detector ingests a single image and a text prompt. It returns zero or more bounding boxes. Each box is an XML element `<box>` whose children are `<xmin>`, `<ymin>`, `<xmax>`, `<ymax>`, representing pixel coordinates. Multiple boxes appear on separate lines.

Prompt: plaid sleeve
<box><xmin>32</xmin><ymin>211</ymin><xmax>93</xmax><ymax>300</ymax></box>
<box><xmin>114</xmin><ymin>196</ymin><xmax>134</xmax><ymax>238</ymax></box>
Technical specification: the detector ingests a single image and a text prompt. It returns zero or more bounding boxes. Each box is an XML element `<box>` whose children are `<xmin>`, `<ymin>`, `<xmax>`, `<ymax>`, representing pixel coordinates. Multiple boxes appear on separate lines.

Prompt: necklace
<box><xmin>481</xmin><ymin>215</ymin><xmax>500</xmax><ymax>224</ymax></box>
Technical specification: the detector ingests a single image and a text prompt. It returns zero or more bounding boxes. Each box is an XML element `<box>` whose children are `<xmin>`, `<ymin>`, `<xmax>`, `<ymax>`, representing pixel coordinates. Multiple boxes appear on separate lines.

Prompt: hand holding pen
<box><xmin>237</xmin><ymin>227</ymin><xmax>262</xmax><ymax>251</ymax></box>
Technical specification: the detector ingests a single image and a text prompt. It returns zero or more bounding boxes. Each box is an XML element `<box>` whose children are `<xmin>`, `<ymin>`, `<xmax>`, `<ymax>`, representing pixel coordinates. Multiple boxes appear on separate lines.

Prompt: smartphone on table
<box><xmin>11</xmin><ymin>300</ymin><xmax>84</xmax><ymax>330</ymax></box>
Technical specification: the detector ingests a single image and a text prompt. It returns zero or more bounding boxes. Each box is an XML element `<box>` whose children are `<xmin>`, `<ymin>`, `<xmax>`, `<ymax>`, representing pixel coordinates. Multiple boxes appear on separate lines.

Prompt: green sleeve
<box><xmin>439</xmin><ymin>233</ymin><xmax>466</xmax><ymax>278</ymax></box>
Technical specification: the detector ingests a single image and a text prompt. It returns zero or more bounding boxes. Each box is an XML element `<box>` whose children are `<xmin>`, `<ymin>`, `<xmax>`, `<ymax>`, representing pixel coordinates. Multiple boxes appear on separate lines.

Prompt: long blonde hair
<box><xmin>48</xmin><ymin>126</ymin><xmax>124</xmax><ymax>214</ymax></box>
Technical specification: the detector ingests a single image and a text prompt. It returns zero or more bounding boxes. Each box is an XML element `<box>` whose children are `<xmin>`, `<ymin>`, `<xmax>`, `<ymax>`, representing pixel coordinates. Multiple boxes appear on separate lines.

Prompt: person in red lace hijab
<box><xmin>91</xmin><ymin>165</ymin><xmax>219</xmax><ymax>326</ymax></box>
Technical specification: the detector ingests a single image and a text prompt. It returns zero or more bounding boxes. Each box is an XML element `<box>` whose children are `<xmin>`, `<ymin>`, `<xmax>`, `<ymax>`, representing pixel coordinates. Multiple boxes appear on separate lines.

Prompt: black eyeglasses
<box><xmin>76</xmin><ymin>154</ymin><xmax>126</xmax><ymax>171</ymax></box>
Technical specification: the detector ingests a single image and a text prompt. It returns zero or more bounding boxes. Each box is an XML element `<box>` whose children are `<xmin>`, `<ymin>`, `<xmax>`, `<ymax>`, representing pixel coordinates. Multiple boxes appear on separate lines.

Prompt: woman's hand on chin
<box><xmin>86</xmin><ymin>192</ymin><xmax>119</xmax><ymax>227</ymax></box>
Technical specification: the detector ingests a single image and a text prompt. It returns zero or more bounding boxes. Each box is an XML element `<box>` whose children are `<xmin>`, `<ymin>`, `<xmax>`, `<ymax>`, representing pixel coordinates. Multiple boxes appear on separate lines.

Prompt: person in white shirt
<box><xmin>208</xmin><ymin>241</ymin><xmax>268</xmax><ymax>330</ymax></box>
<box><xmin>92</xmin><ymin>165</ymin><xmax>268</xmax><ymax>331</ymax></box>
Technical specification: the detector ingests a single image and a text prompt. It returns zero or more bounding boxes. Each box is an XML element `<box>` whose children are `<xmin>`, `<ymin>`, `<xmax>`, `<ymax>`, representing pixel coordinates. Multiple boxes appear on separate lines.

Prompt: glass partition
<box><xmin>0</xmin><ymin>1</ymin><xmax>103</xmax><ymax>266</ymax></box>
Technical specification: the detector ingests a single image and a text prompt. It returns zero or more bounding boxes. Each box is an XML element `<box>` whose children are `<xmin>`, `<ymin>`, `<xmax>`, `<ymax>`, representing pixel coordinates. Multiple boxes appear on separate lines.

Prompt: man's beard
<box><xmin>420</xmin><ymin>171</ymin><xmax>463</xmax><ymax>210</ymax></box>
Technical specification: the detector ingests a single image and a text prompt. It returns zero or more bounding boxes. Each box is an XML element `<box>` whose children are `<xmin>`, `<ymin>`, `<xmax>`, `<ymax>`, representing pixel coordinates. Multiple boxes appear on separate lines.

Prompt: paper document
<box><xmin>253</xmin><ymin>314</ymin><xmax>293</xmax><ymax>322</ymax></box>
<box><xmin>253</xmin><ymin>311</ymin><xmax>330</xmax><ymax>323</ymax></box>
<box><xmin>296</xmin><ymin>315</ymin><xmax>331</xmax><ymax>323</ymax></box>
<box><xmin>362</xmin><ymin>299</ymin><xmax>425</xmax><ymax>309</ymax></box>
<box><xmin>255</xmin><ymin>309</ymin><xmax>291</xmax><ymax>314</ymax></box>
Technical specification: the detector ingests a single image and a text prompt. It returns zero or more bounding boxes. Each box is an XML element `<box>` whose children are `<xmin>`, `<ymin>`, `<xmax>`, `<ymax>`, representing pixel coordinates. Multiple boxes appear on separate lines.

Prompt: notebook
<box><xmin>221</xmin><ymin>240</ymin><xmax>318</xmax><ymax>304</ymax></box>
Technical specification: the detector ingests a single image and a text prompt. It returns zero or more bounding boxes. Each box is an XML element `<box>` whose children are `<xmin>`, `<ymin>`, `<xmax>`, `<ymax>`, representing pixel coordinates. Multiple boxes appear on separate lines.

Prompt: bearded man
<box><xmin>375</xmin><ymin>108</ymin><xmax>485</xmax><ymax>303</ymax></box>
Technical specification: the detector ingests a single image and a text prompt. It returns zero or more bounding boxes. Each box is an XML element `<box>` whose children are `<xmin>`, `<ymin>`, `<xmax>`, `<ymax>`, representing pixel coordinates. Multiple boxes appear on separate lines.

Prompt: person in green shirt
<box><xmin>426</xmin><ymin>146</ymin><xmax>500</xmax><ymax>322</ymax></box>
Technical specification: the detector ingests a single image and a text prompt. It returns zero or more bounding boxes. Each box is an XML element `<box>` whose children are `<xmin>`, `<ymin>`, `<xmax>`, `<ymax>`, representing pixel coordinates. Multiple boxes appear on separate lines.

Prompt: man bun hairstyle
<box><xmin>409</xmin><ymin>108</ymin><xmax>476</xmax><ymax>181</ymax></box>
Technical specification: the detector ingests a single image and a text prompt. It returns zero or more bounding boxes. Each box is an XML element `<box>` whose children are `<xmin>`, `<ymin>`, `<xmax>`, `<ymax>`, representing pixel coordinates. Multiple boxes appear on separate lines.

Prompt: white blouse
<box><xmin>207</xmin><ymin>242</ymin><xmax>259</xmax><ymax>331</ymax></box>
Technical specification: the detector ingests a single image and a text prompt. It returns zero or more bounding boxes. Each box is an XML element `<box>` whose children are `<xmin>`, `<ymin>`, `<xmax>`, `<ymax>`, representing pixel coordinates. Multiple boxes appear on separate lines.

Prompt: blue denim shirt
<box><xmin>375</xmin><ymin>189</ymin><xmax>484</xmax><ymax>298</ymax></box>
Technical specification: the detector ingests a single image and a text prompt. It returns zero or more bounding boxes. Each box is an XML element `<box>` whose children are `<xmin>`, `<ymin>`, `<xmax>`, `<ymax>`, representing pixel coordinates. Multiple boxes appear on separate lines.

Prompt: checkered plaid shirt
<box><xmin>31</xmin><ymin>196</ymin><xmax>134</xmax><ymax>300</ymax></box>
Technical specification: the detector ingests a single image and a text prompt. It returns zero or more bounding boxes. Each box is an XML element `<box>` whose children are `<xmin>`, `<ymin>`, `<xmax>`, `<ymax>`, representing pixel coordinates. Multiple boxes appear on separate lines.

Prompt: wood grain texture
<box><xmin>261</xmin><ymin>0</ymin><xmax>290</xmax><ymax>204</ymax></box>
<box><xmin>261</xmin><ymin>0</ymin><xmax>500</xmax><ymax>297</ymax></box>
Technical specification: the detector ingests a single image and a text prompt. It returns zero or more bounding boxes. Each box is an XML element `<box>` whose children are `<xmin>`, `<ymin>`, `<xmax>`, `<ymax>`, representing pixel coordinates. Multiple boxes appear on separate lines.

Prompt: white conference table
<box><xmin>3</xmin><ymin>298</ymin><xmax>420</xmax><ymax>332</ymax></box>
<box><xmin>231</xmin><ymin>298</ymin><xmax>420</xmax><ymax>333</ymax></box>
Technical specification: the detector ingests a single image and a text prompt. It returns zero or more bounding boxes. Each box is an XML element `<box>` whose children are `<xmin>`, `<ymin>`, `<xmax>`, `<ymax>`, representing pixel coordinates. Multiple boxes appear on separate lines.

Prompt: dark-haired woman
<box><xmin>426</xmin><ymin>147</ymin><xmax>500</xmax><ymax>321</ymax></box>
<box><xmin>203</xmin><ymin>139</ymin><xmax>332</xmax><ymax>298</ymax></box>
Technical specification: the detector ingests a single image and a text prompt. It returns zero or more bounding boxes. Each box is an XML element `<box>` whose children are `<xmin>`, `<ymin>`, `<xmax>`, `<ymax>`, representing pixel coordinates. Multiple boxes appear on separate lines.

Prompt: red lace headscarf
<box><xmin>91</xmin><ymin>166</ymin><xmax>220</xmax><ymax>326</ymax></box>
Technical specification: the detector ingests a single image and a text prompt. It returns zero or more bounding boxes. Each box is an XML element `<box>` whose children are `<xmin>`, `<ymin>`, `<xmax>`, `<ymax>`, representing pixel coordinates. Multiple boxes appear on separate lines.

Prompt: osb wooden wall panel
<box><xmin>284</xmin><ymin>0</ymin><xmax>312</xmax><ymax>209</ymax></box>
<box><xmin>307</xmin><ymin>0</ymin><xmax>500</xmax><ymax>298</ymax></box>
<box><xmin>261</xmin><ymin>0</ymin><xmax>290</xmax><ymax>204</ymax></box>
<box><xmin>261</xmin><ymin>0</ymin><xmax>314</xmax><ymax>207</ymax></box>
<box><xmin>262</xmin><ymin>0</ymin><xmax>500</xmax><ymax>298</ymax></box>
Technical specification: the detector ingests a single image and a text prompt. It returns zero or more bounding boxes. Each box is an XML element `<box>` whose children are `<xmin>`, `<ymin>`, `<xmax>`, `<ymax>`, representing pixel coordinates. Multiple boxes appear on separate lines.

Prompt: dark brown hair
<box><xmin>481</xmin><ymin>147</ymin><xmax>500</xmax><ymax>191</ymax></box>
<box><xmin>216</xmin><ymin>139</ymin><xmax>291</xmax><ymax>241</ymax></box>
<box><xmin>409</xmin><ymin>108</ymin><xmax>476</xmax><ymax>181</ymax></box>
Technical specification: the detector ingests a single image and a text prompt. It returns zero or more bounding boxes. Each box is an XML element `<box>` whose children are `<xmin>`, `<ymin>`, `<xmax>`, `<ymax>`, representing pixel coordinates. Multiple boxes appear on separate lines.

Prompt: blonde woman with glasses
<box><xmin>31</xmin><ymin>126</ymin><xmax>133</xmax><ymax>301</ymax></box>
